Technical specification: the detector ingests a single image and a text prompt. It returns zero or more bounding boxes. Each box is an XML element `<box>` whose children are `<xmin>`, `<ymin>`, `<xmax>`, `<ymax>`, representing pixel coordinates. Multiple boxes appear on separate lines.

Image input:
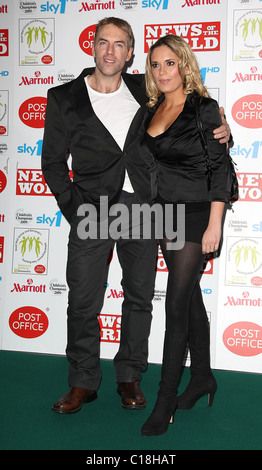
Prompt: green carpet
<box><xmin>0</xmin><ymin>350</ymin><xmax>261</xmax><ymax>451</ymax></box>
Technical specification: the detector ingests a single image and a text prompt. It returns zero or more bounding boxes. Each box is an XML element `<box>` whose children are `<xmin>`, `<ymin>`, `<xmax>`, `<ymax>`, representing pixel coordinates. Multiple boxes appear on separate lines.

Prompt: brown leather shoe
<box><xmin>52</xmin><ymin>387</ymin><xmax>97</xmax><ymax>414</ymax></box>
<box><xmin>117</xmin><ymin>380</ymin><xmax>146</xmax><ymax>410</ymax></box>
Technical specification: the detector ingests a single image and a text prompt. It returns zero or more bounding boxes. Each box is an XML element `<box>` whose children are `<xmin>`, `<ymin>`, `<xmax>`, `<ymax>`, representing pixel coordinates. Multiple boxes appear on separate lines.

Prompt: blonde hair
<box><xmin>95</xmin><ymin>17</ymin><xmax>134</xmax><ymax>50</ymax></box>
<box><xmin>145</xmin><ymin>34</ymin><xmax>210</xmax><ymax>107</ymax></box>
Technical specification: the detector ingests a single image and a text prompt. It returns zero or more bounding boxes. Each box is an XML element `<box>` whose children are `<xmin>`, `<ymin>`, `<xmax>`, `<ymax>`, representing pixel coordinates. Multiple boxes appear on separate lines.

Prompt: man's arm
<box><xmin>41</xmin><ymin>89</ymin><xmax>79</xmax><ymax>222</ymax></box>
<box><xmin>42</xmin><ymin>89</ymin><xmax>71</xmax><ymax>193</ymax></box>
<box><xmin>213</xmin><ymin>107</ymin><xmax>233</xmax><ymax>147</ymax></box>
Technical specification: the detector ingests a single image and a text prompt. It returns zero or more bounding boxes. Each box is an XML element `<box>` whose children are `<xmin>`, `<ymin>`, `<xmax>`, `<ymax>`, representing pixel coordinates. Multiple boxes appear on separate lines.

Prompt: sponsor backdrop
<box><xmin>0</xmin><ymin>0</ymin><xmax>261</xmax><ymax>374</ymax></box>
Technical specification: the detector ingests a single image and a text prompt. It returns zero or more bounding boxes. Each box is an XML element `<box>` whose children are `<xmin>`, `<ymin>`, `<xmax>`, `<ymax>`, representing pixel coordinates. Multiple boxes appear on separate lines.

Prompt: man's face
<box><xmin>92</xmin><ymin>24</ymin><xmax>133</xmax><ymax>78</ymax></box>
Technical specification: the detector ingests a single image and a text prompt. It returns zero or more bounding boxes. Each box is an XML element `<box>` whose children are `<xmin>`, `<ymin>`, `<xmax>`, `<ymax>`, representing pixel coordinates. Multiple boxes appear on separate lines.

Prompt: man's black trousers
<box><xmin>65</xmin><ymin>193</ymin><xmax>158</xmax><ymax>390</ymax></box>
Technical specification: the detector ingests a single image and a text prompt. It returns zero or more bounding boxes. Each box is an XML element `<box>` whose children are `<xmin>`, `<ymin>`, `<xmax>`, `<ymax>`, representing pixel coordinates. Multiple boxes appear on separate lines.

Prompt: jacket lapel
<box><xmin>122</xmin><ymin>73</ymin><xmax>147</xmax><ymax>108</ymax></box>
<box><xmin>122</xmin><ymin>73</ymin><xmax>148</xmax><ymax>149</ymax></box>
<box><xmin>68</xmin><ymin>68</ymin><xmax>97</xmax><ymax>126</ymax></box>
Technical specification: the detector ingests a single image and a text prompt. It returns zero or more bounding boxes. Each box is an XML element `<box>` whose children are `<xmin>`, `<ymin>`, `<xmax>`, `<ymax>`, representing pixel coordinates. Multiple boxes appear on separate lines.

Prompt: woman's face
<box><xmin>150</xmin><ymin>45</ymin><xmax>184</xmax><ymax>96</ymax></box>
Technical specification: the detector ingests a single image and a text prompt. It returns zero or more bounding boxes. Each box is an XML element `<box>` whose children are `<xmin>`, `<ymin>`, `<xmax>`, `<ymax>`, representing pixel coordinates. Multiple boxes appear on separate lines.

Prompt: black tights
<box><xmin>160</xmin><ymin>239</ymin><xmax>207</xmax><ymax>336</ymax></box>
<box><xmin>156</xmin><ymin>239</ymin><xmax>210</xmax><ymax>398</ymax></box>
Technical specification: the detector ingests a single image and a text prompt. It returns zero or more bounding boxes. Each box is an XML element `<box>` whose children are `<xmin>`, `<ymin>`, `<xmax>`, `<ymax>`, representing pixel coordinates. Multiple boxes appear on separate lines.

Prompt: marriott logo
<box><xmin>107</xmin><ymin>288</ymin><xmax>123</xmax><ymax>299</ymax></box>
<box><xmin>232</xmin><ymin>67</ymin><xmax>262</xmax><ymax>83</ymax></box>
<box><xmin>182</xmin><ymin>0</ymin><xmax>221</xmax><ymax>7</ymax></box>
<box><xmin>19</xmin><ymin>71</ymin><xmax>54</xmax><ymax>86</ymax></box>
<box><xmin>224</xmin><ymin>291</ymin><xmax>262</xmax><ymax>307</ymax></box>
<box><xmin>11</xmin><ymin>279</ymin><xmax>46</xmax><ymax>293</ymax></box>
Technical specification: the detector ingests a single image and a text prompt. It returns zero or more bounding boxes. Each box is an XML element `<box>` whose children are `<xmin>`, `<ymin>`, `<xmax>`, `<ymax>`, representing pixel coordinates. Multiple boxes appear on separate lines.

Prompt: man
<box><xmin>42</xmin><ymin>17</ymin><xmax>230</xmax><ymax>414</ymax></box>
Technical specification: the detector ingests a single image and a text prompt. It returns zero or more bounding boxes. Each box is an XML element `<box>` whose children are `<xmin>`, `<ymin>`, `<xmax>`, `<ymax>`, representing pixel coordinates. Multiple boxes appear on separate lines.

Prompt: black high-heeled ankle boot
<box><xmin>141</xmin><ymin>332</ymin><xmax>187</xmax><ymax>437</ymax></box>
<box><xmin>178</xmin><ymin>312</ymin><xmax>216</xmax><ymax>410</ymax></box>
<box><xmin>141</xmin><ymin>394</ymin><xmax>177</xmax><ymax>437</ymax></box>
<box><xmin>177</xmin><ymin>373</ymin><xmax>217</xmax><ymax>410</ymax></box>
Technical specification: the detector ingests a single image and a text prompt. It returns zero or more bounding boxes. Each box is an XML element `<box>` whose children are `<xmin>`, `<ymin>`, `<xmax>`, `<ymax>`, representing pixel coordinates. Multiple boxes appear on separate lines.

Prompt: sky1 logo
<box><xmin>40</xmin><ymin>0</ymin><xmax>77</xmax><ymax>14</ymax></box>
<box><xmin>17</xmin><ymin>140</ymin><xmax>43</xmax><ymax>157</ymax></box>
<box><xmin>142</xmin><ymin>0</ymin><xmax>169</xmax><ymax>9</ymax></box>
<box><xmin>36</xmin><ymin>211</ymin><xmax>62</xmax><ymax>227</ymax></box>
<box><xmin>231</xmin><ymin>141</ymin><xmax>262</xmax><ymax>160</ymax></box>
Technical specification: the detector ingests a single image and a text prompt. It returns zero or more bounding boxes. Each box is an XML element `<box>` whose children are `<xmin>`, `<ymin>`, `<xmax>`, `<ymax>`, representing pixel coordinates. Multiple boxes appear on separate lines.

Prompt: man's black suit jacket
<box><xmin>41</xmin><ymin>68</ymin><xmax>157</xmax><ymax>222</ymax></box>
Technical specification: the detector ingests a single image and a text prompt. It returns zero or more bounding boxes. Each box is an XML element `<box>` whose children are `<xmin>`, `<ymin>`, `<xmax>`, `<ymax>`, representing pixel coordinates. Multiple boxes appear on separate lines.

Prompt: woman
<box><xmin>141</xmin><ymin>35</ymin><xmax>232</xmax><ymax>437</ymax></box>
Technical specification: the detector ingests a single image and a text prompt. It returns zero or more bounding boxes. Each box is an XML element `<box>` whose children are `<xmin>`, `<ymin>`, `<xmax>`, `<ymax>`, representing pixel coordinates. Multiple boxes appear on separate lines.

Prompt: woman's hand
<box><xmin>202</xmin><ymin>201</ymin><xmax>225</xmax><ymax>254</ymax></box>
<box><xmin>202</xmin><ymin>223</ymin><xmax>221</xmax><ymax>254</ymax></box>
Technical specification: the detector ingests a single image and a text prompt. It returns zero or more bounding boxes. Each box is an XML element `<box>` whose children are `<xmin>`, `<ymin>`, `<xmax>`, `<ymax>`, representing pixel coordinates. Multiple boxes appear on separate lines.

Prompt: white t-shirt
<box><xmin>85</xmin><ymin>77</ymin><xmax>140</xmax><ymax>193</ymax></box>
